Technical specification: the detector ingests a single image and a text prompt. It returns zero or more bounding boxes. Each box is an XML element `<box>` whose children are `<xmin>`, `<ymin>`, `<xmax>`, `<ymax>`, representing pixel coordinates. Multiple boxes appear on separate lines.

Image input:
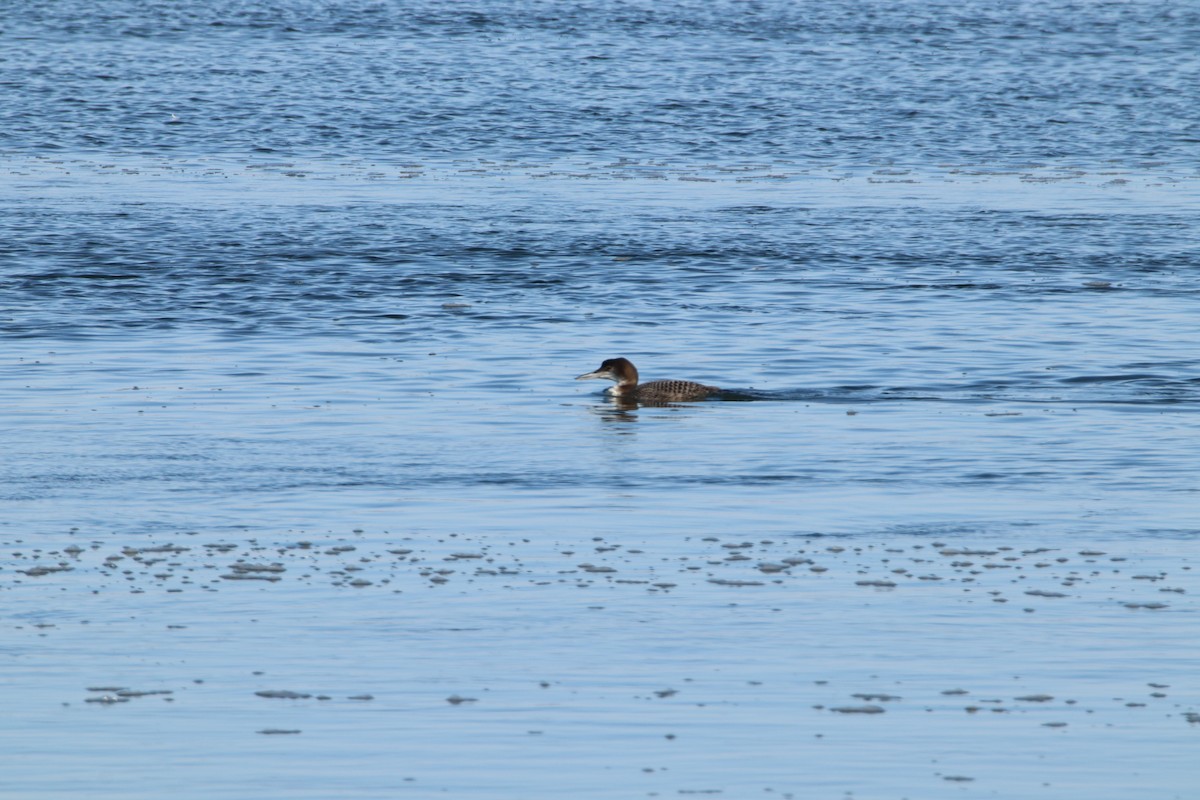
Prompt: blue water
<box><xmin>2</xmin><ymin>2</ymin><xmax>1199</xmax><ymax>798</ymax></box>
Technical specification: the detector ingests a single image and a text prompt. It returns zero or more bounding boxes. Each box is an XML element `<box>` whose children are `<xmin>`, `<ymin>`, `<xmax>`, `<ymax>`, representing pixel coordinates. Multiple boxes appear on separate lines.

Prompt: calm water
<box><xmin>2</xmin><ymin>1</ymin><xmax>1199</xmax><ymax>798</ymax></box>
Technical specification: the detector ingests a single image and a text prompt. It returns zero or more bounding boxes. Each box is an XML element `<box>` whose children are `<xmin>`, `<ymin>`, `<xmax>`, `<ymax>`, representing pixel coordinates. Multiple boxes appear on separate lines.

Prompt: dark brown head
<box><xmin>575</xmin><ymin>357</ymin><xmax>639</xmax><ymax>387</ymax></box>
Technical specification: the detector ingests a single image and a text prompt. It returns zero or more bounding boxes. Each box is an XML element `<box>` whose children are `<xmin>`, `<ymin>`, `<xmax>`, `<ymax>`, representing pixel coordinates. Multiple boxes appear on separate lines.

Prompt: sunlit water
<box><xmin>2</xmin><ymin>1</ymin><xmax>1199</xmax><ymax>798</ymax></box>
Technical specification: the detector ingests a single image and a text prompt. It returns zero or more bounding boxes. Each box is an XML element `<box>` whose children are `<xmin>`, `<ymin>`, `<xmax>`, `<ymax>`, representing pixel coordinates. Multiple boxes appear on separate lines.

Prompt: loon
<box><xmin>576</xmin><ymin>357</ymin><xmax>720</xmax><ymax>405</ymax></box>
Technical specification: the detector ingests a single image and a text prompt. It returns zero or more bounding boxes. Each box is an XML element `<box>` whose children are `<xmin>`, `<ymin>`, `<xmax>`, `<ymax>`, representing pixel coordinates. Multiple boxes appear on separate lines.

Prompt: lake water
<box><xmin>2</xmin><ymin>1</ymin><xmax>1198</xmax><ymax>798</ymax></box>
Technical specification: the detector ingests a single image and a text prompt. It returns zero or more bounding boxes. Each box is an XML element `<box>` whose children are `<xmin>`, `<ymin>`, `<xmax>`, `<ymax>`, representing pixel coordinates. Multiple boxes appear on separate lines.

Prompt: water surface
<box><xmin>2</xmin><ymin>1</ymin><xmax>1199</xmax><ymax>798</ymax></box>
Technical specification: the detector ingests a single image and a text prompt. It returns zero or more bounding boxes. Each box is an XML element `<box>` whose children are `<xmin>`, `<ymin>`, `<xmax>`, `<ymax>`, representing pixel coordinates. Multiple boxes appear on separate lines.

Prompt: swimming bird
<box><xmin>575</xmin><ymin>357</ymin><xmax>720</xmax><ymax>405</ymax></box>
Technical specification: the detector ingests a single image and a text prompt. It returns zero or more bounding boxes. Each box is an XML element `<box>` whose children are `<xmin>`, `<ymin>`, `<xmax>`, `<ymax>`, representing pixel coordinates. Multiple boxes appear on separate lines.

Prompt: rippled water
<box><xmin>5</xmin><ymin>0</ymin><xmax>1200</xmax><ymax>163</ymax></box>
<box><xmin>3</xmin><ymin>1</ymin><xmax>1199</xmax><ymax>798</ymax></box>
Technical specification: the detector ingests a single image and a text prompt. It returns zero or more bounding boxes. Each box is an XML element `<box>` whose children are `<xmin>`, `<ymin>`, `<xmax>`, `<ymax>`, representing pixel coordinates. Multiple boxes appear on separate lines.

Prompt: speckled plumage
<box><xmin>624</xmin><ymin>378</ymin><xmax>720</xmax><ymax>404</ymax></box>
<box><xmin>575</xmin><ymin>357</ymin><xmax>719</xmax><ymax>405</ymax></box>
